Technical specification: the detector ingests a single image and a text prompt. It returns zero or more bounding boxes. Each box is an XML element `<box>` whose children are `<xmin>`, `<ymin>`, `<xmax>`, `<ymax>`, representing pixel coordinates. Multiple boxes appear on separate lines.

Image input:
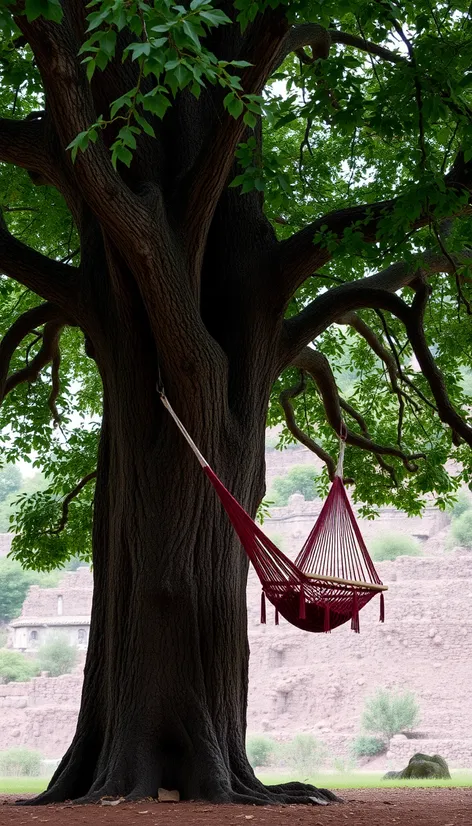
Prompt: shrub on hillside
<box><xmin>246</xmin><ymin>735</ymin><xmax>275</xmax><ymax>768</ymax></box>
<box><xmin>37</xmin><ymin>635</ymin><xmax>77</xmax><ymax>677</ymax></box>
<box><xmin>362</xmin><ymin>689</ymin><xmax>420</xmax><ymax>740</ymax></box>
<box><xmin>370</xmin><ymin>534</ymin><xmax>421</xmax><ymax>562</ymax></box>
<box><xmin>447</xmin><ymin>489</ymin><xmax>472</xmax><ymax>520</ymax></box>
<box><xmin>350</xmin><ymin>734</ymin><xmax>386</xmax><ymax>759</ymax></box>
<box><xmin>0</xmin><ymin>748</ymin><xmax>41</xmax><ymax>776</ymax></box>
<box><xmin>278</xmin><ymin>734</ymin><xmax>326</xmax><ymax>774</ymax></box>
<box><xmin>269</xmin><ymin>466</ymin><xmax>319</xmax><ymax>506</ymax></box>
<box><xmin>451</xmin><ymin>509</ymin><xmax>472</xmax><ymax>549</ymax></box>
<box><xmin>0</xmin><ymin>649</ymin><xmax>38</xmax><ymax>684</ymax></box>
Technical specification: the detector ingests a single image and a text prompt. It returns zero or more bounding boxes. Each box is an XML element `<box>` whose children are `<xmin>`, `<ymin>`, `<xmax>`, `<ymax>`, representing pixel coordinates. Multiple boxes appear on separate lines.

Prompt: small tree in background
<box><xmin>370</xmin><ymin>535</ymin><xmax>422</xmax><ymax>562</ymax></box>
<box><xmin>362</xmin><ymin>689</ymin><xmax>420</xmax><ymax>741</ymax></box>
<box><xmin>0</xmin><ymin>465</ymin><xmax>21</xmax><ymax>503</ymax></box>
<box><xmin>451</xmin><ymin>509</ymin><xmax>472</xmax><ymax>550</ymax></box>
<box><xmin>37</xmin><ymin>636</ymin><xmax>78</xmax><ymax>677</ymax></box>
<box><xmin>0</xmin><ymin>650</ymin><xmax>38</xmax><ymax>684</ymax></box>
<box><xmin>0</xmin><ymin>559</ymin><xmax>36</xmax><ymax>623</ymax></box>
<box><xmin>447</xmin><ymin>488</ymin><xmax>472</xmax><ymax>520</ymax></box>
<box><xmin>246</xmin><ymin>736</ymin><xmax>275</xmax><ymax>768</ymax></box>
<box><xmin>269</xmin><ymin>466</ymin><xmax>319</xmax><ymax>506</ymax></box>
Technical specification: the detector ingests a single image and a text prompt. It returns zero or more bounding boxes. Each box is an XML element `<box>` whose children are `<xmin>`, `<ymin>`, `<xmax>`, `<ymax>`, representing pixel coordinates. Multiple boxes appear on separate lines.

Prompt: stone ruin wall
<box><xmin>20</xmin><ymin>568</ymin><xmax>93</xmax><ymax>617</ymax></box>
<box><xmin>0</xmin><ymin>445</ymin><xmax>471</xmax><ymax>769</ymax></box>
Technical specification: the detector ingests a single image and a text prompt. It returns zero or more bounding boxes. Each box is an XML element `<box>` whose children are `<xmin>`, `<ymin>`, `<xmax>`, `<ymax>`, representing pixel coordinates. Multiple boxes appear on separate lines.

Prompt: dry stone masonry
<box><xmin>1</xmin><ymin>445</ymin><xmax>471</xmax><ymax>769</ymax></box>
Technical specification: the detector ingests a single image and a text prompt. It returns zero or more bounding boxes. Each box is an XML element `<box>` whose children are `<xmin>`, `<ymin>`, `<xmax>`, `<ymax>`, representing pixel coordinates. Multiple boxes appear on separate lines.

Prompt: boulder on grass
<box><xmin>383</xmin><ymin>753</ymin><xmax>450</xmax><ymax>780</ymax></box>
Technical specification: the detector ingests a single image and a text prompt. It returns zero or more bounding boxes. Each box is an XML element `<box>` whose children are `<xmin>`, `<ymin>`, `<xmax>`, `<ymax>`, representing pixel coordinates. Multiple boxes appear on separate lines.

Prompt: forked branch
<box><xmin>47</xmin><ymin>471</ymin><xmax>97</xmax><ymax>535</ymax></box>
<box><xmin>279</xmin><ymin>372</ymin><xmax>340</xmax><ymax>481</ymax></box>
<box><xmin>3</xmin><ymin>321</ymin><xmax>64</xmax><ymax>401</ymax></box>
<box><xmin>405</xmin><ymin>281</ymin><xmax>472</xmax><ymax>447</ymax></box>
<box><xmin>291</xmin><ymin>347</ymin><xmax>425</xmax><ymax>472</ymax></box>
<box><xmin>0</xmin><ymin>304</ymin><xmax>63</xmax><ymax>399</ymax></box>
<box><xmin>276</xmin><ymin>24</ymin><xmax>404</xmax><ymax>68</ymax></box>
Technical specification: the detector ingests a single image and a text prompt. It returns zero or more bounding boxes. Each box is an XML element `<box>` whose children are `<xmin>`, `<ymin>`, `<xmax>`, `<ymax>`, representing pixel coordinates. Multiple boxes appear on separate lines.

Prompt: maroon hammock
<box><xmin>160</xmin><ymin>393</ymin><xmax>387</xmax><ymax>634</ymax></box>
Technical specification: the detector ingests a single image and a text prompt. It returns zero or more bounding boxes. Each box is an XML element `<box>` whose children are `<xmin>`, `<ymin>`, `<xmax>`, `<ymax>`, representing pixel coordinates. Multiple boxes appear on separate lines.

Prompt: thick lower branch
<box><xmin>0</xmin><ymin>215</ymin><xmax>77</xmax><ymax>309</ymax></box>
<box><xmin>292</xmin><ymin>347</ymin><xmax>424</xmax><ymax>472</ymax></box>
<box><xmin>406</xmin><ymin>284</ymin><xmax>472</xmax><ymax>447</ymax></box>
<box><xmin>2</xmin><ymin>321</ymin><xmax>64</xmax><ymax>401</ymax></box>
<box><xmin>279</xmin><ymin>373</ymin><xmax>339</xmax><ymax>480</ymax></box>
<box><xmin>0</xmin><ymin>116</ymin><xmax>53</xmax><ymax>179</ymax></box>
<box><xmin>0</xmin><ymin>303</ymin><xmax>63</xmax><ymax>400</ymax></box>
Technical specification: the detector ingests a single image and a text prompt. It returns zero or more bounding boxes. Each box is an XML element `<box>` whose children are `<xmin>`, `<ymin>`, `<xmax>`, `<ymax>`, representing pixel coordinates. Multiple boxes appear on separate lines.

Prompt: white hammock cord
<box><xmin>159</xmin><ymin>392</ymin><xmax>209</xmax><ymax>468</ymax></box>
<box><xmin>335</xmin><ymin>421</ymin><xmax>347</xmax><ymax>478</ymax></box>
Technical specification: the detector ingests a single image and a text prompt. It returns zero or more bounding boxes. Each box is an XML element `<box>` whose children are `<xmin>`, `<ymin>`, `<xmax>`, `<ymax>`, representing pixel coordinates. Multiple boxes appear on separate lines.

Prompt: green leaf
<box><xmin>183</xmin><ymin>20</ymin><xmax>201</xmax><ymax>49</ymax></box>
<box><xmin>134</xmin><ymin>113</ymin><xmax>156</xmax><ymax>138</ymax></box>
<box><xmin>25</xmin><ymin>0</ymin><xmax>62</xmax><ymax>23</ymax></box>
<box><xmin>243</xmin><ymin>110</ymin><xmax>256</xmax><ymax>128</ymax></box>
<box><xmin>223</xmin><ymin>93</ymin><xmax>244</xmax><ymax>119</ymax></box>
<box><xmin>111</xmin><ymin>142</ymin><xmax>133</xmax><ymax>169</ymax></box>
<box><xmin>199</xmin><ymin>9</ymin><xmax>231</xmax><ymax>26</ymax></box>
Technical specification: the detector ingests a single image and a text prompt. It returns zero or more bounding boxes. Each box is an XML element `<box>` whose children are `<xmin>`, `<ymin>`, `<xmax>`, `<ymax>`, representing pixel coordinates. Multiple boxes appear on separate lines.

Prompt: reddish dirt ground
<box><xmin>1</xmin><ymin>789</ymin><xmax>472</xmax><ymax>826</ymax></box>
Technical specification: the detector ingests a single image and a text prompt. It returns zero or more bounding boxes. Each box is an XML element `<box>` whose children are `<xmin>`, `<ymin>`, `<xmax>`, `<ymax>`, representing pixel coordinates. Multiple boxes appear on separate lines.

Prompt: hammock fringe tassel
<box><xmin>260</xmin><ymin>591</ymin><xmax>266</xmax><ymax>624</ymax></box>
<box><xmin>299</xmin><ymin>587</ymin><xmax>306</xmax><ymax>620</ymax></box>
<box><xmin>351</xmin><ymin>591</ymin><xmax>360</xmax><ymax>634</ymax></box>
<box><xmin>324</xmin><ymin>603</ymin><xmax>331</xmax><ymax>634</ymax></box>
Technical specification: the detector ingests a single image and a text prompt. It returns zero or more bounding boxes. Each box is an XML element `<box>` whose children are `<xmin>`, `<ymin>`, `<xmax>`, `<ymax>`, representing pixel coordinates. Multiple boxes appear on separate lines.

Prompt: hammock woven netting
<box><xmin>161</xmin><ymin>393</ymin><xmax>387</xmax><ymax>634</ymax></box>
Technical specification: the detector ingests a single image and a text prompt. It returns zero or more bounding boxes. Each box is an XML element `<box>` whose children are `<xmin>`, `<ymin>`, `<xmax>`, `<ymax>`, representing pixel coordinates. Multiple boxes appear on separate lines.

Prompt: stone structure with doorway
<box><xmin>7</xmin><ymin>567</ymin><xmax>92</xmax><ymax>653</ymax></box>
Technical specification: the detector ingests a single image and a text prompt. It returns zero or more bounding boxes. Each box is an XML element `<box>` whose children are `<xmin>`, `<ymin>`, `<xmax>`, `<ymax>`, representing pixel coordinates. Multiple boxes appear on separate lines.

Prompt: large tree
<box><xmin>1</xmin><ymin>0</ymin><xmax>472</xmax><ymax>806</ymax></box>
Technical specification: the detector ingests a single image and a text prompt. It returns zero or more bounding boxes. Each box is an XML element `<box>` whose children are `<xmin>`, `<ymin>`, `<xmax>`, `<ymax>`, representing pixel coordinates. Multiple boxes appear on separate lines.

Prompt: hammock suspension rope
<box><xmin>158</xmin><ymin>387</ymin><xmax>387</xmax><ymax>634</ymax></box>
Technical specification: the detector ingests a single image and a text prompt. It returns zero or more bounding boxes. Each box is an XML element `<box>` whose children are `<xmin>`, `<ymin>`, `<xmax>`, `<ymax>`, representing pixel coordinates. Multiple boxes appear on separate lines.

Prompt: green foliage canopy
<box><xmin>0</xmin><ymin>1</ymin><xmax>472</xmax><ymax>569</ymax></box>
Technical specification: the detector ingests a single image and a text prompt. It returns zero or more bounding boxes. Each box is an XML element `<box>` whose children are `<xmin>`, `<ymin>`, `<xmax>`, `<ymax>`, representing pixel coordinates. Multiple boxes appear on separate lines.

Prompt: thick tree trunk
<box><xmin>26</xmin><ymin>313</ymin><xmax>335</xmax><ymax>806</ymax></box>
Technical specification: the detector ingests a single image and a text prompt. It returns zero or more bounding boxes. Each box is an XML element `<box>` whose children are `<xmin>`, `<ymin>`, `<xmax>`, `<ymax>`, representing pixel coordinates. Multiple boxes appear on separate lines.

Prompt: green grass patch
<box><xmin>0</xmin><ymin>777</ymin><xmax>48</xmax><ymax>794</ymax></box>
<box><xmin>257</xmin><ymin>770</ymin><xmax>472</xmax><ymax>789</ymax></box>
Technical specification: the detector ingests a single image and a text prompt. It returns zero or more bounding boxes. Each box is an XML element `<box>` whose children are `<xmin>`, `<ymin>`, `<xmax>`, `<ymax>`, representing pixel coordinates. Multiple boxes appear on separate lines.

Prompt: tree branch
<box><xmin>15</xmin><ymin>13</ymin><xmax>152</xmax><ymax>252</ymax></box>
<box><xmin>328</xmin><ymin>29</ymin><xmax>405</xmax><ymax>64</ymax></box>
<box><xmin>3</xmin><ymin>321</ymin><xmax>64</xmax><ymax>401</ymax></box>
<box><xmin>183</xmin><ymin>12</ymin><xmax>289</xmax><ymax>293</ymax></box>
<box><xmin>291</xmin><ymin>347</ymin><xmax>424</xmax><ymax>472</ymax></box>
<box><xmin>405</xmin><ymin>281</ymin><xmax>472</xmax><ymax>447</ymax></box>
<box><xmin>275</xmin><ymin>158</ymin><xmax>472</xmax><ymax>302</ymax></box>
<box><xmin>48</xmin><ymin>343</ymin><xmax>62</xmax><ymax>428</ymax></box>
<box><xmin>0</xmin><ymin>303</ymin><xmax>64</xmax><ymax>402</ymax></box>
<box><xmin>0</xmin><ymin>116</ymin><xmax>53</xmax><ymax>180</ymax></box>
<box><xmin>279</xmin><ymin>372</ymin><xmax>340</xmax><ymax>481</ymax></box>
<box><xmin>0</xmin><ymin>214</ymin><xmax>77</xmax><ymax>309</ymax></box>
<box><xmin>279</xmin><ymin>250</ymin><xmax>472</xmax><ymax>363</ymax></box>
<box><xmin>47</xmin><ymin>472</ymin><xmax>97</xmax><ymax>536</ymax></box>
<box><xmin>337</xmin><ymin>311</ymin><xmax>406</xmax><ymax>445</ymax></box>
<box><xmin>276</xmin><ymin>24</ymin><xmax>404</xmax><ymax>68</ymax></box>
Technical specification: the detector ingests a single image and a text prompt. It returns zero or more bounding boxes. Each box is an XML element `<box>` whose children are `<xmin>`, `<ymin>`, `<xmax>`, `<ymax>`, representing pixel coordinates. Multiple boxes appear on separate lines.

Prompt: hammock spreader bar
<box><xmin>159</xmin><ymin>391</ymin><xmax>387</xmax><ymax>634</ymax></box>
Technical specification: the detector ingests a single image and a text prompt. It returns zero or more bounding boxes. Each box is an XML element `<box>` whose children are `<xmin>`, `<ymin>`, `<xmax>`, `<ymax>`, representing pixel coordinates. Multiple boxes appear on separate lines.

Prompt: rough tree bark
<box><xmin>23</xmin><ymin>226</ymin><xmax>335</xmax><ymax>805</ymax></box>
<box><xmin>3</xmin><ymin>1</ymin><xmax>471</xmax><ymax>807</ymax></box>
